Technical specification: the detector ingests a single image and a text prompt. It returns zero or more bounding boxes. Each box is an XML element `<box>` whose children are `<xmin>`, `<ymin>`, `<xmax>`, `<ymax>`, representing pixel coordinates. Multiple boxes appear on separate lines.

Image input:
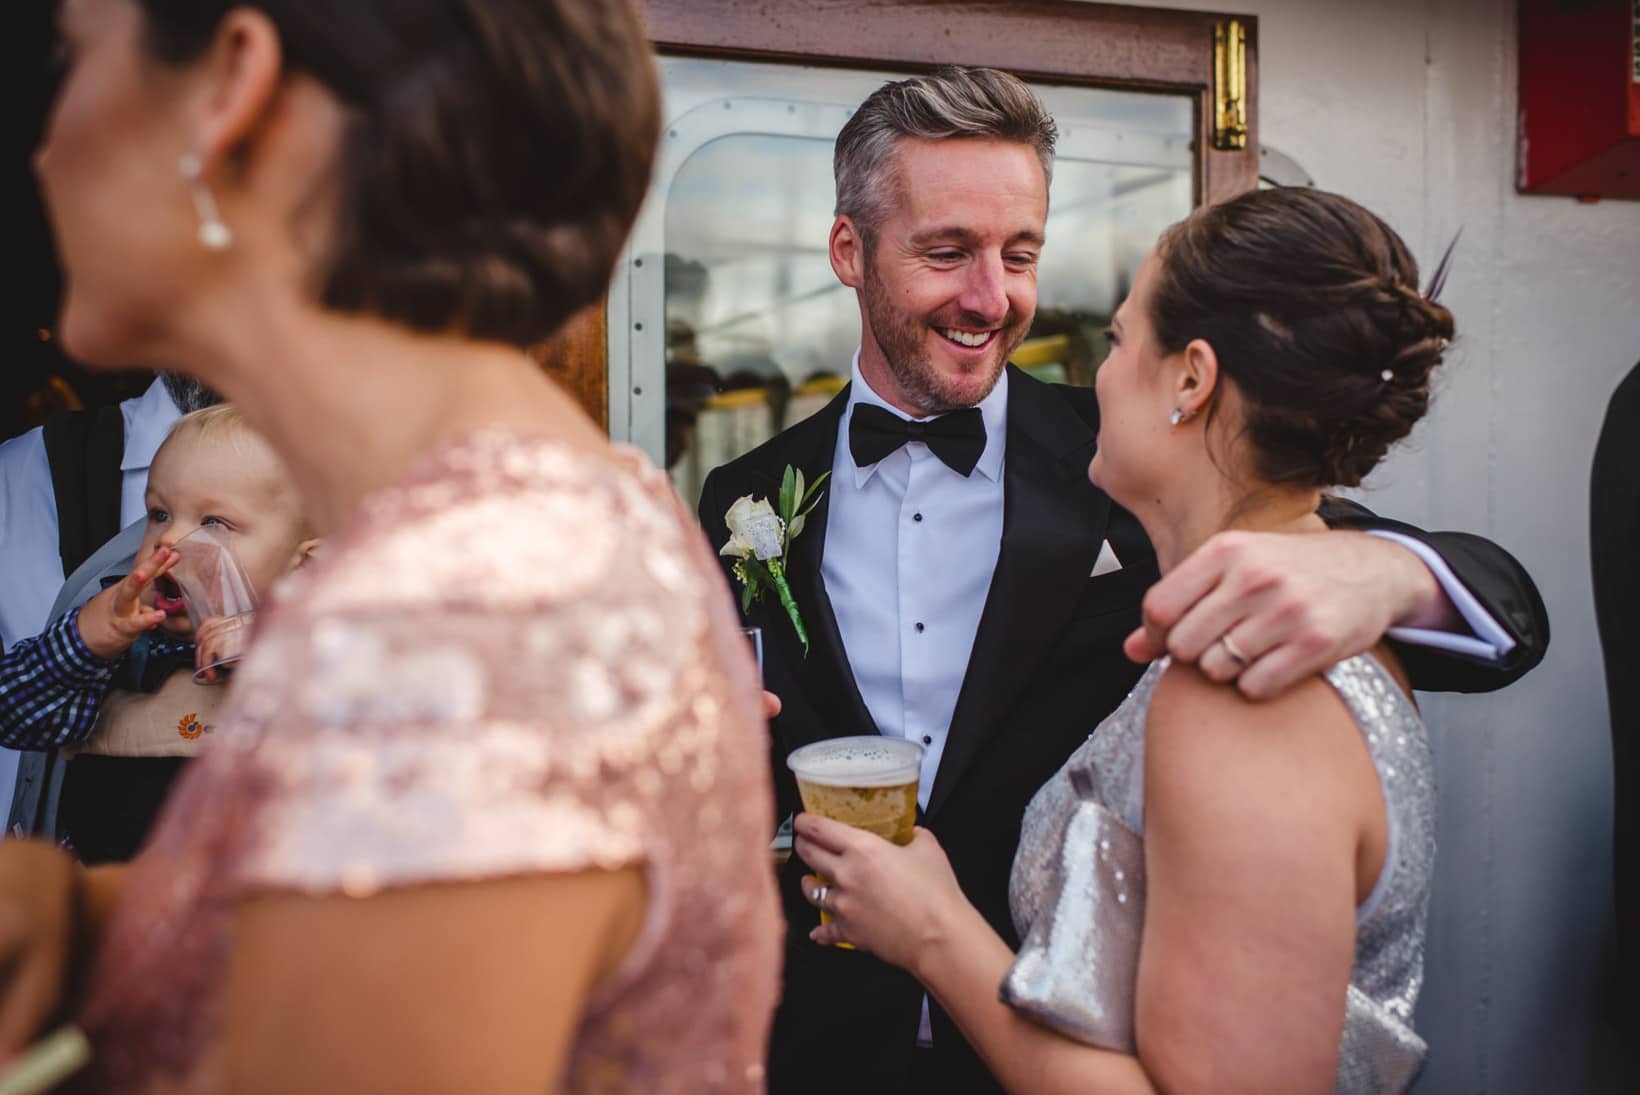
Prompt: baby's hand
<box><xmin>75</xmin><ymin>547</ymin><xmax>178</xmax><ymax>660</ymax></box>
<box><xmin>192</xmin><ymin>615</ymin><xmax>250</xmax><ymax>684</ymax></box>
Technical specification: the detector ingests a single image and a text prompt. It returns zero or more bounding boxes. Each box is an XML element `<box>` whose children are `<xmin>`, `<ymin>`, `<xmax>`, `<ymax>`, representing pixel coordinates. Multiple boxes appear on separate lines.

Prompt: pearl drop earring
<box><xmin>179</xmin><ymin>153</ymin><xmax>232</xmax><ymax>251</ymax></box>
<box><xmin>1169</xmin><ymin>408</ymin><xmax>1186</xmax><ymax>426</ymax></box>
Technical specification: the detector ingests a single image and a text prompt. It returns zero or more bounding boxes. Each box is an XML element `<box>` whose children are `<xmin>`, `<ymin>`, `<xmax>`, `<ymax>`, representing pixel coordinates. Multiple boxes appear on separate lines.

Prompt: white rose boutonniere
<box><xmin>720</xmin><ymin>464</ymin><xmax>830</xmax><ymax>655</ymax></box>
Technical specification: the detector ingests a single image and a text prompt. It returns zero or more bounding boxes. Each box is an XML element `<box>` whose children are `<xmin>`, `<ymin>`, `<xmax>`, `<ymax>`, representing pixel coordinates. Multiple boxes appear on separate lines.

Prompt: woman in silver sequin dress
<box><xmin>794</xmin><ymin>187</ymin><xmax>1452</xmax><ymax>1093</ymax></box>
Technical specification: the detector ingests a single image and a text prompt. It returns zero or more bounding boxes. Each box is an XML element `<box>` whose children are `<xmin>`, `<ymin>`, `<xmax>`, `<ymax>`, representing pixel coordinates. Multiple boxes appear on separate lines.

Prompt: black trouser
<box><xmin>58</xmin><ymin>754</ymin><xmax>190</xmax><ymax>865</ymax></box>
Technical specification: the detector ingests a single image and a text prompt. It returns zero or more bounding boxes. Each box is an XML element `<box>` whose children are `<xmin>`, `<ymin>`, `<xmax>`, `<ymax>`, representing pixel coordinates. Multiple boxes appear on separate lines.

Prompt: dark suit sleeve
<box><xmin>1591</xmin><ymin>364</ymin><xmax>1639</xmax><ymax>1040</ymax></box>
<box><xmin>697</xmin><ymin>468</ymin><xmax>723</xmax><ymax>547</ymax></box>
<box><xmin>699</xmin><ymin>466</ymin><xmax>783</xmax><ymax>642</ymax></box>
<box><xmin>697</xmin><ymin>467</ymin><xmax>742</xmax><ymax>595</ymax></box>
<box><xmin>1318</xmin><ymin>496</ymin><xmax>1548</xmax><ymax>693</ymax></box>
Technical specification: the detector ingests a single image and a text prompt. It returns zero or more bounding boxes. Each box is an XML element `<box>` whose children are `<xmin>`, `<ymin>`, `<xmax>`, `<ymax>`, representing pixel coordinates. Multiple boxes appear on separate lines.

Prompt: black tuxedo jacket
<box><xmin>699</xmin><ymin>366</ymin><xmax>1548</xmax><ymax>1095</ymax></box>
<box><xmin>1592</xmin><ymin>361</ymin><xmax>1638</xmax><ymax>1040</ymax></box>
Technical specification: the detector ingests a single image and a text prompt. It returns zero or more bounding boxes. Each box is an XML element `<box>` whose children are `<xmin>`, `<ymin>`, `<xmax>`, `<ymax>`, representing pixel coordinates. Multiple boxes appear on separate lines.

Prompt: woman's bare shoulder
<box><xmin>1143</xmin><ymin>659</ymin><xmax>1378</xmax><ymax>828</ymax></box>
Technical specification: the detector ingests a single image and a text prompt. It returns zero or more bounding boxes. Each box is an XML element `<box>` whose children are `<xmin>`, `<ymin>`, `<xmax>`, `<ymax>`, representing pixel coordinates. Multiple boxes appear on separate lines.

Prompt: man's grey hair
<box><xmin>160</xmin><ymin>373</ymin><xmax>221</xmax><ymax>414</ymax></box>
<box><xmin>834</xmin><ymin>66</ymin><xmax>1058</xmax><ymax>242</ymax></box>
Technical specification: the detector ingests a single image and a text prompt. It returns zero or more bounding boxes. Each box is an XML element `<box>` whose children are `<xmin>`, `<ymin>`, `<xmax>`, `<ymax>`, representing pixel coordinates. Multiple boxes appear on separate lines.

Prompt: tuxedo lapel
<box><xmin>776</xmin><ymin>389</ymin><xmax>879</xmax><ymax>744</ymax></box>
<box><xmin>925</xmin><ymin>370</ymin><xmax>1111</xmax><ymax>820</ymax></box>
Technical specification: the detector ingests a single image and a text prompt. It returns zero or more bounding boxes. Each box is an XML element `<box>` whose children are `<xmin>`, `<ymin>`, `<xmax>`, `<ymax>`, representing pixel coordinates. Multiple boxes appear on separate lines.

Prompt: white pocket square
<box><xmin>1091</xmin><ymin>539</ymin><xmax>1123</xmax><ymax>578</ymax></box>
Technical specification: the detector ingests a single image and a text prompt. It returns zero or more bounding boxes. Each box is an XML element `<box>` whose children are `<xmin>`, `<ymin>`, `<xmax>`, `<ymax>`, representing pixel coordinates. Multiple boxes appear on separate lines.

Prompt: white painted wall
<box><xmin>1107</xmin><ymin>0</ymin><xmax>1638</xmax><ymax>1090</ymax></box>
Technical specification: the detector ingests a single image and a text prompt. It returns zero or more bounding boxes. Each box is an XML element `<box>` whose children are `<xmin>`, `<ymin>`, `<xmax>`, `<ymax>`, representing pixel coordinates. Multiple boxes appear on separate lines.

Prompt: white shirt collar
<box><xmin>120</xmin><ymin>378</ymin><xmax>184</xmax><ymax>472</ymax></box>
<box><xmin>844</xmin><ymin>349</ymin><xmax>1009</xmax><ymax>486</ymax></box>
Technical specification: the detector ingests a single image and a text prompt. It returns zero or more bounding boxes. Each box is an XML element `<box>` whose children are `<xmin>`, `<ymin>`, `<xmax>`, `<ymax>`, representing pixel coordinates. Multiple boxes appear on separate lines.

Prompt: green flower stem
<box><xmin>766</xmin><ymin>558</ymin><xmax>809</xmax><ymax>655</ymax></box>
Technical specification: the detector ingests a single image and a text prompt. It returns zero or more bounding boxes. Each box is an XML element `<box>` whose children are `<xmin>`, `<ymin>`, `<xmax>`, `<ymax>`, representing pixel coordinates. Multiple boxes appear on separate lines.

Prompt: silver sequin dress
<box><xmin>1001</xmin><ymin>656</ymin><xmax>1435</xmax><ymax>1094</ymax></box>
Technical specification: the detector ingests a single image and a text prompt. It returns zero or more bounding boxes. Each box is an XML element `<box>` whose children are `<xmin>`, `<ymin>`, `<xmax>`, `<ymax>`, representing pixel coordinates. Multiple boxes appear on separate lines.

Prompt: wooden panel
<box><xmin>530</xmin><ymin>300</ymin><xmax>608</xmax><ymax>430</ymax></box>
<box><xmin>647</xmin><ymin>1</ymin><xmax>1214</xmax><ymax>85</ymax></box>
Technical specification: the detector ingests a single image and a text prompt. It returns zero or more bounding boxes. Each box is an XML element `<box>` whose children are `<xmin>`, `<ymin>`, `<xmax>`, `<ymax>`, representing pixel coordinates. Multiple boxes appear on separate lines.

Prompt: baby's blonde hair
<box><xmin>162</xmin><ymin>404</ymin><xmax>313</xmax><ymax>535</ymax></box>
<box><xmin>169</xmin><ymin>402</ymin><xmax>250</xmax><ymax>443</ymax></box>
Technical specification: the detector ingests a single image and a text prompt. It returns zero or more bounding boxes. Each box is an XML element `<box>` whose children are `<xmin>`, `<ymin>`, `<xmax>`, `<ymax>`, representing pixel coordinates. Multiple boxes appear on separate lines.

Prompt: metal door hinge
<box><xmin>1213</xmin><ymin>19</ymin><xmax>1249</xmax><ymax>151</ymax></box>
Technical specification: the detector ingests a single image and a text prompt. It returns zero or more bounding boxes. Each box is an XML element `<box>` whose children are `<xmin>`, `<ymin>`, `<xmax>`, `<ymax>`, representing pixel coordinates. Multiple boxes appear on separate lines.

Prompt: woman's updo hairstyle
<box><xmin>135</xmin><ymin>0</ymin><xmax>661</xmax><ymax>347</ymax></box>
<box><xmin>1148</xmin><ymin>187</ymin><xmax>1455</xmax><ymax>488</ymax></box>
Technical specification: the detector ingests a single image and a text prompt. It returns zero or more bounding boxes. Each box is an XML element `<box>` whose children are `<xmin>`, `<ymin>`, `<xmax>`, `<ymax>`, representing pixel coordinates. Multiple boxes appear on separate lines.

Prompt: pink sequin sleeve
<box><xmin>73</xmin><ymin>437</ymin><xmax>781</xmax><ymax>1094</ymax></box>
<box><xmin>220</xmin><ymin>439</ymin><xmax>766</xmax><ymax>900</ymax></box>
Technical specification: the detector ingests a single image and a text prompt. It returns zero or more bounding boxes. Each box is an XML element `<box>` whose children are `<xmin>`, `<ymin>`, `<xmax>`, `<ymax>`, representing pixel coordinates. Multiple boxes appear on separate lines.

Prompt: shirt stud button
<box><xmin>912</xmin><ymin>512</ymin><xmax>923</xmax><ymax>522</ymax></box>
<box><xmin>915</xmin><ymin>622</ymin><xmax>925</xmax><ymax>633</ymax></box>
<box><xmin>922</xmin><ymin>735</ymin><xmax>932</xmax><ymax>745</ymax></box>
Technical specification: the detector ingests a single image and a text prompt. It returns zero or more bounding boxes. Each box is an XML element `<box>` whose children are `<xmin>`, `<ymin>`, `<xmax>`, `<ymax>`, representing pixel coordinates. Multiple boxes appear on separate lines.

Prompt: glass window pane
<box><xmin>614</xmin><ymin>56</ymin><xmax>1195</xmax><ymax>506</ymax></box>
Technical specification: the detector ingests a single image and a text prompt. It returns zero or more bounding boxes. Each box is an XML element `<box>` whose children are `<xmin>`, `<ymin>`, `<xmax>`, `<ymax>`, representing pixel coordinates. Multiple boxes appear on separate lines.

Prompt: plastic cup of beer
<box><xmin>168</xmin><ymin>526</ymin><xmax>259</xmax><ymax>685</ymax></box>
<box><xmin>787</xmin><ymin>736</ymin><xmax>923</xmax><ymax>941</ymax></box>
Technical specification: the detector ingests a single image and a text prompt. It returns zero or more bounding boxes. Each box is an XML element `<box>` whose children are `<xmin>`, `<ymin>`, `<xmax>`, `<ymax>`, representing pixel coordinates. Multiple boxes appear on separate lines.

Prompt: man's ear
<box><xmin>1175</xmin><ymin>338</ymin><xmax>1221</xmax><ymax>420</ymax></box>
<box><xmin>289</xmin><ymin>538</ymin><xmax>323</xmax><ymax>571</ymax></box>
<box><xmin>829</xmin><ymin>215</ymin><xmax>868</xmax><ymax>290</ymax></box>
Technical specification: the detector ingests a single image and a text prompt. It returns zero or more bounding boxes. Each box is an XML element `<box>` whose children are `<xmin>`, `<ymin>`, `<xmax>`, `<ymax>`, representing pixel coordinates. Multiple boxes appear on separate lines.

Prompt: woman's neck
<box><xmin>1141</xmin><ymin>467</ymin><xmax>1326</xmax><ymax>574</ymax></box>
<box><xmin>175</xmin><ymin>296</ymin><xmax>605</xmax><ymax>535</ymax></box>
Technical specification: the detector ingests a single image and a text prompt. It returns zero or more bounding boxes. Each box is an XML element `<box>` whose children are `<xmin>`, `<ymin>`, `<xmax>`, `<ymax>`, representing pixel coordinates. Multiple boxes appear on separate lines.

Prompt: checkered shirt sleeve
<box><xmin>0</xmin><ymin>608</ymin><xmax>120</xmax><ymax>750</ymax></box>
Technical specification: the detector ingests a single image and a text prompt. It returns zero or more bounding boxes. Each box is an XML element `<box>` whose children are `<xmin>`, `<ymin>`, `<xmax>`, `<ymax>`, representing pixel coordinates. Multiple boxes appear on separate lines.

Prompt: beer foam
<box><xmin>787</xmin><ymin>737</ymin><xmax>923</xmax><ymax>787</ymax></box>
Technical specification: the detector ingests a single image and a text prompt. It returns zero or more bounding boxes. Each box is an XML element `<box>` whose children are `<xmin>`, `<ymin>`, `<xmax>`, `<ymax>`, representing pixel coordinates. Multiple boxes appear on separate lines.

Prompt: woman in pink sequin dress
<box><xmin>0</xmin><ymin>0</ymin><xmax>781</xmax><ymax>1091</ymax></box>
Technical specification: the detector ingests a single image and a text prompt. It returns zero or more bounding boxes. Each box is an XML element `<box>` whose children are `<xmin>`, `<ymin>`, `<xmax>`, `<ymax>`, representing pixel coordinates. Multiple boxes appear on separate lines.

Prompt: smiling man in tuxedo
<box><xmin>699</xmin><ymin>66</ymin><xmax>1547</xmax><ymax>1095</ymax></box>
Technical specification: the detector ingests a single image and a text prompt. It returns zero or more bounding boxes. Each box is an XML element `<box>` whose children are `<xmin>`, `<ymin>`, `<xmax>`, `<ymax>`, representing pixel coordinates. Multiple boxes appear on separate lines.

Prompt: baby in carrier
<box><xmin>0</xmin><ymin>404</ymin><xmax>316</xmax><ymax>863</ymax></box>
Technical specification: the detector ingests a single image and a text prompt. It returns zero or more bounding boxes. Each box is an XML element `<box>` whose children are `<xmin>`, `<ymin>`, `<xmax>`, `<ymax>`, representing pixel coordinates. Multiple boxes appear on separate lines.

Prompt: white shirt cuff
<box><xmin>1367</xmin><ymin>530</ymin><xmax>1515</xmax><ymax>662</ymax></box>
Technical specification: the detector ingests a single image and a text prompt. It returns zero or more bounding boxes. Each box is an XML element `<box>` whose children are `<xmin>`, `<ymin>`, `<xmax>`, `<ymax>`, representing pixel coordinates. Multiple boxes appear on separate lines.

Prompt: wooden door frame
<box><xmin>640</xmin><ymin>0</ymin><xmax>1258</xmax><ymax>204</ymax></box>
<box><xmin>547</xmin><ymin>0</ymin><xmax>1259</xmax><ymax>429</ymax></box>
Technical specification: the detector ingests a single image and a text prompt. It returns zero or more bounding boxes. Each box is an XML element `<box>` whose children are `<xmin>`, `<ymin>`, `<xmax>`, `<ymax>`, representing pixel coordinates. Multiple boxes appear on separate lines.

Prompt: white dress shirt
<box><xmin>0</xmin><ymin>378</ymin><xmax>180</xmax><ymax>818</ymax></box>
<box><xmin>823</xmin><ymin>354</ymin><xmax>1009</xmax><ymax>1049</ymax></box>
<box><xmin>1374</xmin><ymin>531</ymin><xmax>1515</xmax><ymax>659</ymax></box>
<box><xmin>823</xmin><ymin>353</ymin><xmax>1009</xmax><ymax>811</ymax></box>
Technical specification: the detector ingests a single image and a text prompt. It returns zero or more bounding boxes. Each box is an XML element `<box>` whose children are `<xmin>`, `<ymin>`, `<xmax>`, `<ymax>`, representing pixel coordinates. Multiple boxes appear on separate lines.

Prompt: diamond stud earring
<box><xmin>179</xmin><ymin>153</ymin><xmax>232</xmax><ymax>251</ymax></box>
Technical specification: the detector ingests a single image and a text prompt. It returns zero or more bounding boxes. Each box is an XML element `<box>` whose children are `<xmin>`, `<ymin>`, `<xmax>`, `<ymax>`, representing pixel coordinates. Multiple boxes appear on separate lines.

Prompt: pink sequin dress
<box><xmin>75</xmin><ymin>434</ymin><xmax>783</xmax><ymax>1093</ymax></box>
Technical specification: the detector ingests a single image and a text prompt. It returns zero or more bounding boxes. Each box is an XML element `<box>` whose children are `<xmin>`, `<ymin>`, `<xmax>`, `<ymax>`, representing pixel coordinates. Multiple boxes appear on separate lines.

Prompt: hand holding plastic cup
<box><xmin>787</xmin><ymin>736</ymin><xmax>924</xmax><ymax>944</ymax></box>
<box><xmin>167</xmin><ymin>526</ymin><xmax>258</xmax><ymax>685</ymax></box>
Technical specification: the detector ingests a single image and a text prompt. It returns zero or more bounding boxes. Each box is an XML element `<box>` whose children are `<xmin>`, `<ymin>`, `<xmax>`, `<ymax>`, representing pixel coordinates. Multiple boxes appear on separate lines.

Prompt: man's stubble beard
<box><xmin>860</xmin><ymin>261</ymin><xmax>1028</xmax><ymax>415</ymax></box>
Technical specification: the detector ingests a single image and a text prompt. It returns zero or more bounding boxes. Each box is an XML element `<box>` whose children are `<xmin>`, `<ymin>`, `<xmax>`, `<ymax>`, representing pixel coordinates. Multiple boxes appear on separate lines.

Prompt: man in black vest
<box><xmin>699</xmin><ymin>68</ymin><xmax>1547</xmax><ymax>1095</ymax></box>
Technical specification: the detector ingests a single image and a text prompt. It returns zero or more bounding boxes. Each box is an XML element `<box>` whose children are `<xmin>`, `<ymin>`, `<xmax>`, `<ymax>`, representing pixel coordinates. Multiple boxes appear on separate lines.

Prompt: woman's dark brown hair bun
<box><xmin>1148</xmin><ymin>187</ymin><xmax>1456</xmax><ymax>488</ymax></box>
<box><xmin>136</xmin><ymin>0</ymin><xmax>661</xmax><ymax>348</ymax></box>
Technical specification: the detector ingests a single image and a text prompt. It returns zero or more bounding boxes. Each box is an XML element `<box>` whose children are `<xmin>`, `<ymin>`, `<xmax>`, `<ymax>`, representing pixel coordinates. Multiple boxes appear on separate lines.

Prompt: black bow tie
<box><xmin>849</xmin><ymin>403</ymin><xmax>987</xmax><ymax>477</ymax></box>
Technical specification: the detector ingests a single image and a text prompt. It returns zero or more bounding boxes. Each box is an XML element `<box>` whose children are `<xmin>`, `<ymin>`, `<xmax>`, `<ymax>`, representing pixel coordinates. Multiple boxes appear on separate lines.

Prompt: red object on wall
<box><xmin>1517</xmin><ymin>0</ymin><xmax>1640</xmax><ymax>200</ymax></box>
